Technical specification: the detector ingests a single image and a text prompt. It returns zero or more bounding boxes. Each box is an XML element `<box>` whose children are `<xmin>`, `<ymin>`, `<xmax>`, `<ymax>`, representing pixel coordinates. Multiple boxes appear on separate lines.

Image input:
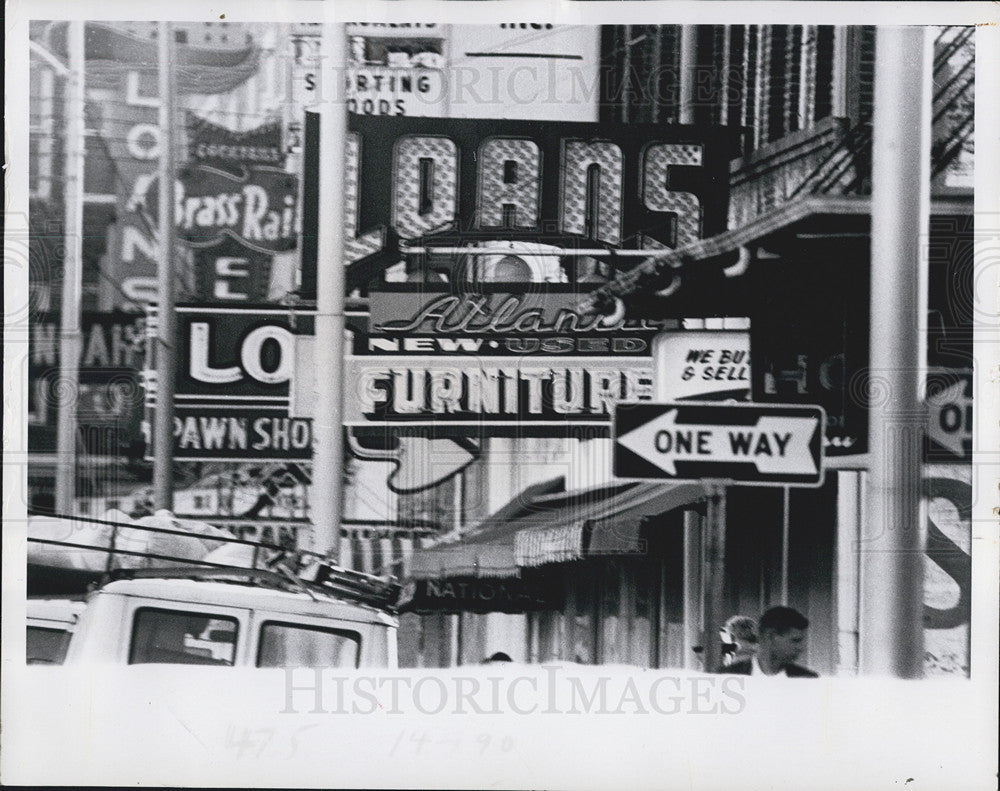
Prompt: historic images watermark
<box><xmin>280</xmin><ymin>666</ymin><xmax>748</xmax><ymax>716</ymax></box>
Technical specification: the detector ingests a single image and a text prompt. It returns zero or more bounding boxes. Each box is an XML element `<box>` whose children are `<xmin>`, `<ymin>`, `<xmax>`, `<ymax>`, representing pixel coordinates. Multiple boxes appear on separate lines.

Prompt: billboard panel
<box><xmin>446</xmin><ymin>24</ymin><xmax>601</xmax><ymax>121</ymax></box>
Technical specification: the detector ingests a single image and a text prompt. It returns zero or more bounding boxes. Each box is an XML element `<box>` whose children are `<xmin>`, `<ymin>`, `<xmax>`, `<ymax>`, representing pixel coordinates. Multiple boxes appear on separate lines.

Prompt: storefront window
<box><xmin>629</xmin><ymin>559</ymin><xmax>655</xmax><ymax>668</ymax></box>
<box><xmin>569</xmin><ymin>569</ymin><xmax>595</xmax><ymax>664</ymax></box>
<box><xmin>600</xmin><ymin>560</ymin><xmax>623</xmax><ymax>664</ymax></box>
<box><xmin>531</xmin><ymin>610</ymin><xmax>564</xmax><ymax>663</ymax></box>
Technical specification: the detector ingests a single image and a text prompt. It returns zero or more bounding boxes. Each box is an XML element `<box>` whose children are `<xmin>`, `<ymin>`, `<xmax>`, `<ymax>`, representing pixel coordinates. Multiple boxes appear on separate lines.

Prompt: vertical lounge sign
<box><xmin>77</xmin><ymin>21</ymin><xmax>264</xmax><ymax>306</ymax></box>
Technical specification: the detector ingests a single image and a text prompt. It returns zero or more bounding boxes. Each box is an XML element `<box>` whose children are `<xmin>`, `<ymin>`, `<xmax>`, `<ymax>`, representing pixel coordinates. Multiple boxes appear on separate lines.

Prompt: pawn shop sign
<box><xmin>614</xmin><ymin>402</ymin><xmax>826</xmax><ymax>487</ymax></box>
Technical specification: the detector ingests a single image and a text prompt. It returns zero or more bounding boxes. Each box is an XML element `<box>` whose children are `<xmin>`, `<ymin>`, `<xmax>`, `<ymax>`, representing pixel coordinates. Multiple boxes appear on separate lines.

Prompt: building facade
<box><xmin>402</xmin><ymin>25</ymin><xmax>973</xmax><ymax>677</ymax></box>
<box><xmin>25</xmin><ymin>22</ymin><xmax>973</xmax><ymax>675</ymax></box>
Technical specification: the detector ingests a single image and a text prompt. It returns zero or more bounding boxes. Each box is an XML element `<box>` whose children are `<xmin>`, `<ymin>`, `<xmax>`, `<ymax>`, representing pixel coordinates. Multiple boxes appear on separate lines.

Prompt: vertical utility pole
<box><xmin>860</xmin><ymin>26</ymin><xmax>931</xmax><ymax>678</ymax></box>
<box><xmin>681</xmin><ymin>509</ymin><xmax>703</xmax><ymax>669</ymax></box>
<box><xmin>311</xmin><ymin>23</ymin><xmax>349</xmax><ymax>560</ymax></box>
<box><xmin>650</xmin><ymin>27</ymin><xmax>663</xmax><ymax>125</ymax></box>
<box><xmin>679</xmin><ymin>25</ymin><xmax>699</xmax><ymax>124</ymax></box>
<box><xmin>653</xmin><ymin>333</ymin><xmax>703</xmax><ymax>669</ymax></box>
<box><xmin>153</xmin><ymin>21</ymin><xmax>178</xmax><ymax>511</ymax></box>
<box><xmin>973</xmin><ymin>22</ymin><xmax>1000</xmax><ymax>686</ymax></box>
<box><xmin>702</xmin><ymin>482</ymin><xmax>728</xmax><ymax>674</ymax></box>
<box><xmin>781</xmin><ymin>487</ymin><xmax>791</xmax><ymax>604</ymax></box>
<box><xmin>55</xmin><ymin>20</ymin><xmax>85</xmax><ymax>514</ymax></box>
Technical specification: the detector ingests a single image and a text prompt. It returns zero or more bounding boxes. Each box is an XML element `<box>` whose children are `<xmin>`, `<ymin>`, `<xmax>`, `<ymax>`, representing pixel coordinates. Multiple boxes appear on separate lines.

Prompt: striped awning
<box><xmin>409</xmin><ymin>477</ymin><xmax>578</xmax><ymax>580</ymax></box>
<box><xmin>338</xmin><ymin>532</ymin><xmax>437</xmax><ymax>579</ymax></box>
<box><xmin>410</xmin><ymin>479</ymin><xmax>706</xmax><ymax>580</ymax></box>
<box><xmin>514</xmin><ymin>481</ymin><xmax>706</xmax><ymax>567</ymax></box>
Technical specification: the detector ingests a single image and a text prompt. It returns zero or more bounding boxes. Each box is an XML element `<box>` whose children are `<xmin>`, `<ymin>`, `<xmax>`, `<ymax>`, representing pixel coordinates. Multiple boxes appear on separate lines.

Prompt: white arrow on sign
<box><xmin>927</xmin><ymin>380</ymin><xmax>972</xmax><ymax>456</ymax></box>
<box><xmin>617</xmin><ymin>409</ymin><xmax>820</xmax><ymax>476</ymax></box>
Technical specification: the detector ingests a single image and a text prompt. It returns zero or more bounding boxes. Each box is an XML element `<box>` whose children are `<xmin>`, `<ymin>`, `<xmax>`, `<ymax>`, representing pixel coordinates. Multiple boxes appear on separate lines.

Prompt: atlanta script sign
<box><xmin>613</xmin><ymin>402</ymin><xmax>826</xmax><ymax>487</ymax></box>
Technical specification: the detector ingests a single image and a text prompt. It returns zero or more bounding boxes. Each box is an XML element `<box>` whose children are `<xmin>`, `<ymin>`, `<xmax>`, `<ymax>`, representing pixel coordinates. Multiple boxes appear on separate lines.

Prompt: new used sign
<box><xmin>614</xmin><ymin>402</ymin><xmax>825</xmax><ymax>487</ymax></box>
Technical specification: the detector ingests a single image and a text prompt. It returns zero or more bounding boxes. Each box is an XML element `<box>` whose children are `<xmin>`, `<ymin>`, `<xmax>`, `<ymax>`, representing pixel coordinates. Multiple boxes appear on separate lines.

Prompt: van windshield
<box><xmin>257</xmin><ymin>621</ymin><xmax>360</xmax><ymax>668</ymax></box>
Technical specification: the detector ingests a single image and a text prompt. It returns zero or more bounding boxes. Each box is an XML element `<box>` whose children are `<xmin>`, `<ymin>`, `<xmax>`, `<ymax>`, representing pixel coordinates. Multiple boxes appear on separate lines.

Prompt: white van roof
<box><xmin>94</xmin><ymin>578</ymin><xmax>398</xmax><ymax>627</ymax></box>
<box><xmin>27</xmin><ymin>598</ymin><xmax>89</xmax><ymax>626</ymax></box>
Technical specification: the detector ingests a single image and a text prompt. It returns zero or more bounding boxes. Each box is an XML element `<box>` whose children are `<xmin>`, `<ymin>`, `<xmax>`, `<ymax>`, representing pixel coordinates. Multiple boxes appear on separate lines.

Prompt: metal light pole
<box><xmin>153</xmin><ymin>21</ymin><xmax>178</xmax><ymax>511</ymax></box>
<box><xmin>54</xmin><ymin>20</ymin><xmax>85</xmax><ymax>514</ymax></box>
<box><xmin>860</xmin><ymin>26</ymin><xmax>931</xmax><ymax>678</ymax></box>
<box><xmin>310</xmin><ymin>23</ymin><xmax>349</xmax><ymax>560</ymax></box>
<box><xmin>669</xmin><ymin>26</ymin><xmax>706</xmax><ymax>667</ymax></box>
<box><xmin>654</xmin><ymin>334</ymin><xmax>706</xmax><ymax>669</ymax></box>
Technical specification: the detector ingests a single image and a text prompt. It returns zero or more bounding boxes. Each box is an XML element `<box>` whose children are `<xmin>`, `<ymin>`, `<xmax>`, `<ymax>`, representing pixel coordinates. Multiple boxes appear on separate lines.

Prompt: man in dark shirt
<box><xmin>722</xmin><ymin>606</ymin><xmax>819</xmax><ymax>677</ymax></box>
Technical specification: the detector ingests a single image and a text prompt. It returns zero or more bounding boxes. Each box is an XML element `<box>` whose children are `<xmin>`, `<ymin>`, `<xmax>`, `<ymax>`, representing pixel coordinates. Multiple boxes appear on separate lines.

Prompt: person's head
<box><xmin>723</xmin><ymin>615</ymin><xmax>758</xmax><ymax>650</ymax></box>
<box><xmin>757</xmin><ymin>606</ymin><xmax>809</xmax><ymax>668</ymax></box>
<box><xmin>484</xmin><ymin>651</ymin><xmax>512</xmax><ymax>664</ymax></box>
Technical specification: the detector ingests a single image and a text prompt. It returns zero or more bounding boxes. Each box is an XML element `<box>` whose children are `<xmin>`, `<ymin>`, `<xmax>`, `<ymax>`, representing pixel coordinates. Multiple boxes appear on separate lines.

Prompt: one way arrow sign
<box><xmin>614</xmin><ymin>402</ymin><xmax>826</xmax><ymax>487</ymax></box>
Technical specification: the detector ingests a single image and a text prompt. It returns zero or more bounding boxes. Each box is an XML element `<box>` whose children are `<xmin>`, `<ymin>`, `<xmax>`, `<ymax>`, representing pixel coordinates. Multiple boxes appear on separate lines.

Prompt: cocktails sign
<box><xmin>187</xmin><ymin>114</ymin><xmax>285</xmax><ymax>169</ymax></box>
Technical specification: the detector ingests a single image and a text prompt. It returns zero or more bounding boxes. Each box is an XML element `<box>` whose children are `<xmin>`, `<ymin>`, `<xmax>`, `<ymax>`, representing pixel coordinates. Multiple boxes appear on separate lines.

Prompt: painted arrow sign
<box><xmin>614</xmin><ymin>402</ymin><xmax>826</xmax><ymax>486</ymax></box>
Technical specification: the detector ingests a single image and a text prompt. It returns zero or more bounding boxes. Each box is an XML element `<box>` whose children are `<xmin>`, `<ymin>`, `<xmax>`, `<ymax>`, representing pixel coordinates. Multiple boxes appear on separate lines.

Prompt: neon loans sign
<box><xmin>303</xmin><ymin>115</ymin><xmax>735</xmax><ymax>291</ymax></box>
